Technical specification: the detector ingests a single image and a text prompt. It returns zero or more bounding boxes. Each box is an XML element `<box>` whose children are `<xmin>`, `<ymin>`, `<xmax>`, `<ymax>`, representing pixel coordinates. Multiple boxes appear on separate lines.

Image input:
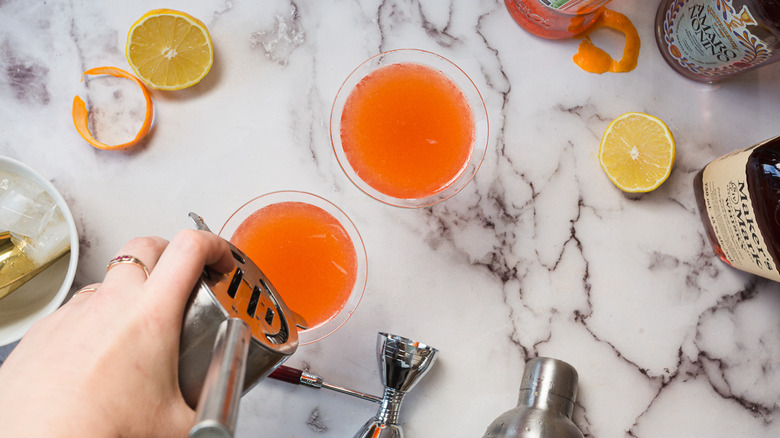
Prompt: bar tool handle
<box><xmin>188</xmin><ymin>318</ymin><xmax>251</xmax><ymax>438</ymax></box>
<box><xmin>269</xmin><ymin>365</ymin><xmax>304</xmax><ymax>384</ymax></box>
<box><xmin>269</xmin><ymin>365</ymin><xmax>383</xmax><ymax>404</ymax></box>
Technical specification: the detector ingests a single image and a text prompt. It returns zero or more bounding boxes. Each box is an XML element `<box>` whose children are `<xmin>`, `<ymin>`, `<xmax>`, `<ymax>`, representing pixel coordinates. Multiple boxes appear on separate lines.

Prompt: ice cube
<box><xmin>0</xmin><ymin>173</ymin><xmax>57</xmax><ymax>240</ymax></box>
<box><xmin>13</xmin><ymin>207</ymin><xmax>70</xmax><ymax>266</ymax></box>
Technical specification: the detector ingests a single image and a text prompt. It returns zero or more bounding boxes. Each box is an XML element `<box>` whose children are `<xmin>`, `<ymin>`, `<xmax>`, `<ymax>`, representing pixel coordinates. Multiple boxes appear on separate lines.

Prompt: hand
<box><xmin>0</xmin><ymin>229</ymin><xmax>234</xmax><ymax>438</ymax></box>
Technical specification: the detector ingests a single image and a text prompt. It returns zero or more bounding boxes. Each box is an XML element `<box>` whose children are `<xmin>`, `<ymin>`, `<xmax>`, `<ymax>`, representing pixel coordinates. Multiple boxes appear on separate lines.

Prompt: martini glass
<box><xmin>220</xmin><ymin>191</ymin><xmax>367</xmax><ymax>345</ymax></box>
<box><xmin>331</xmin><ymin>48</ymin><xmax>489</xmax><ymax>208</ymax></box>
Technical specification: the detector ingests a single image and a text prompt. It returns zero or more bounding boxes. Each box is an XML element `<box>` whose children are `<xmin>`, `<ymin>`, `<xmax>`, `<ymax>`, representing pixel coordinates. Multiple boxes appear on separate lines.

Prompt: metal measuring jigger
<box><xmin>180</xmin><ymin>213</ymin><xmax>308</xmax><ymax>437</ymax></box>
<box><xmin>354</xmin><ymin>332</ymin><xmax>439</xmax><ymax>438</ymax></box>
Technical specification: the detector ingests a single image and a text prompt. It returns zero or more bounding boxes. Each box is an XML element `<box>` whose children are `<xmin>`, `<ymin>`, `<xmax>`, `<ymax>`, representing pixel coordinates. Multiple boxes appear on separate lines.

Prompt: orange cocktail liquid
<box><xmin>230</xmin><ymin>202</ymin><xmax>358</xmax><ymax>330</ymax></box>
<box><xmin>340</xmin><ymin>62</ymin><xmax>475</xmax><ymax>199</ymax></box>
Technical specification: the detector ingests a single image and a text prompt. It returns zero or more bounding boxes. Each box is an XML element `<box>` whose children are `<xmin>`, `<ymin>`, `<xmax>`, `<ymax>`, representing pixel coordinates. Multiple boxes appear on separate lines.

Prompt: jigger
<box><xmin>268</xmin><ymin>332</ymin><xmax>438</xmax><ymax>437</ymax></box>
<box><xmin>354</xmin><ymin>332</ymin><xmax>439</xmax><ymax>438</ymax></box>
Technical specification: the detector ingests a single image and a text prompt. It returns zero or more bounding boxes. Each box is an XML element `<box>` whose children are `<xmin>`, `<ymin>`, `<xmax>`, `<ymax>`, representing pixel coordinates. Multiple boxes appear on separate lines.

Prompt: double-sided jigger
<box><xmin>357</xmin><ymin>332</ymin><xmax>439</xmax><ymax>437</ymax></box>
<box><xmin>270</xmin><ymin>332</ymin><xmax>439</xmax><ymax>438</ymax></box>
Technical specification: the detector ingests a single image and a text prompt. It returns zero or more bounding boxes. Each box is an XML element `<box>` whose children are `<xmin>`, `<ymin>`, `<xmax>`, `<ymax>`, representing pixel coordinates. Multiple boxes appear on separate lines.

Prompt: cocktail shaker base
<box><xmin>482</xmin><ymin>357</ymin><xmax>584</xmax><ymax>438</ymax></box>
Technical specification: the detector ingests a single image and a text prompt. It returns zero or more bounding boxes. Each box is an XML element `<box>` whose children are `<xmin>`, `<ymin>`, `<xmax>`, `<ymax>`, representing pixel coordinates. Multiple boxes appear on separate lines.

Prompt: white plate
<box><xmin>0</xmin><ymin>157</ymin><xmax>79</xmax><ymax>346</ymax></box>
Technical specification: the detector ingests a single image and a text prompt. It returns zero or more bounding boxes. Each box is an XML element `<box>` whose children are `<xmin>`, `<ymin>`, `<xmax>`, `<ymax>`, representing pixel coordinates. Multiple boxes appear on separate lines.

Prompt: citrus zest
<box><xmin>573</xmin><ymin>9</ymin><xmax>640</xmax><ymax>74</ymax></box>
<box><xmin>72</xmin><ymin>66</ymin><xmax>153</xmax><ymax>151</ymax></box>
<box><xmin>598</xmin><ymin>112</ymin><xmax>675</xmax><ymax>193</ymax></box>
<box><xmin>125</xmin><ymin>9</ymin><xmax>213</xmax><ymax>90</ymax></box>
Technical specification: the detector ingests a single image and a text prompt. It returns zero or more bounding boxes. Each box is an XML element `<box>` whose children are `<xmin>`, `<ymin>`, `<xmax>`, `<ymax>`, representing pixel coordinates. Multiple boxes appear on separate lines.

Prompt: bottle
<box><xmin>693</xmin><ymin>135</ymin><xmax>780</xmax><ymax>281</ymax></box>
<box><xmin>655</xmin><ymin>0</ymin><xmax>780</xmax><ymax>83</ymax></box>
<box><xmin>482</xmin><ymin>357</ymin><xmax>584</xmax><ymax>438</ymax></box>
<box><xmin>505</xmin><ymin>0</ymin><xmax>613</xmax><ymax>39</ymax></box>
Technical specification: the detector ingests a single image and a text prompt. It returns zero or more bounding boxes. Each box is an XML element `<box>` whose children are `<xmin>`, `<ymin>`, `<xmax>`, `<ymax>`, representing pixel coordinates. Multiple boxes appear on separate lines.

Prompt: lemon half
<box><xmin>126</xmin><ymin>9</ymin><xmax>213</xmax><ymax>90</ymax></box>
<box><xmin>599</xmin><ymin>112</ymin><xmax>675</xmax><ymax>193</ymax></box>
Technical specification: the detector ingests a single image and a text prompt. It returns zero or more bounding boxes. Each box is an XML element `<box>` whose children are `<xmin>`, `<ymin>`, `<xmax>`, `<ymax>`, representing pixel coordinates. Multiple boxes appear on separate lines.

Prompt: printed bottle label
<box><xmin>659</xmin><ymin>0</ymin><xmax>772</xmax><ymax>78</ymax></box>
<box><xmin>700</xmin><ymin>142</ymin><xmax>780</xmax><ymax>281</ymax></box>
<box><xmin>541</xmin><ymin>0</ymin><xmax>611</xmax><ymax>12</ymax></box>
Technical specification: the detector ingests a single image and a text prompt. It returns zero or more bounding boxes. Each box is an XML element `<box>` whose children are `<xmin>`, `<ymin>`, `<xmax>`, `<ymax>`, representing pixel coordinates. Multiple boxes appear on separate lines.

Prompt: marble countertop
<box><xmin>1</xmin><ymin>0</ymin><xmax>779</xmax><ymax>436</ymax></box>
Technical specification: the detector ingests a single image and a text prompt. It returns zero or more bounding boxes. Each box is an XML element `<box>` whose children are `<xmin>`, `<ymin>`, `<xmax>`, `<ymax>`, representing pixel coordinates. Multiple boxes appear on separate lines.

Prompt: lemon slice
<box><xmin>599</xmin><ymin>112</ymin><xmax>675</xmax><ymax>193</ymax></box>
<box><xmin>126</xmin><ymin>9</ymin><xmax>213</xmax><ymax>90</ymax></box>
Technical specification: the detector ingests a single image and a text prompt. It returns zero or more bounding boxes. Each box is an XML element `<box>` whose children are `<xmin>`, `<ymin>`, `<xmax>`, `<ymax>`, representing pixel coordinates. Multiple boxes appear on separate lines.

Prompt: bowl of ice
<box><xmin>0</xmin><ymin>157</ymin><xmax>78</xmax><ymax>346</ymax></box>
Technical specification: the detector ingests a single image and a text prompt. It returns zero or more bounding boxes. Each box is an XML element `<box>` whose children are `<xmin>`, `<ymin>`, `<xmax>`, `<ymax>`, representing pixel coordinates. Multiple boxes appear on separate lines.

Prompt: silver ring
<box><xmin>107</xmin><ymin>255</ymin><xmax>150</xmax><ymax>278</ymax></box>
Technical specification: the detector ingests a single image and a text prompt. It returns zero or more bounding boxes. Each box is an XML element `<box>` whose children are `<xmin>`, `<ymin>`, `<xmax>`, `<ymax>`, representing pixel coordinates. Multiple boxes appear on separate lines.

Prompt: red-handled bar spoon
<box><xmin>269</xmin><ymin>365</ymin><xmax>382</xmax><ymax>404</ymax></box>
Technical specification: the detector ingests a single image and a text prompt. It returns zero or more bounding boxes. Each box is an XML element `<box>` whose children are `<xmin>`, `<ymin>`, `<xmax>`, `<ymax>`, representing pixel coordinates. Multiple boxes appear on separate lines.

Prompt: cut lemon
<box><xmin>599</xmin><ymin>112</ymin><xmax>675</xmax><ymax>193</ymax></box>
<box><xmin>126</xmin><ymin>9</ymin><xmax>213</xmax><ymax>90</ymax></box>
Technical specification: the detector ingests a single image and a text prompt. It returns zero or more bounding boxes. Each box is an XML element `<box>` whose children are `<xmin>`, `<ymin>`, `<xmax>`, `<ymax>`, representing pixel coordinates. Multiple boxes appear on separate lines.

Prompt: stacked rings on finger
<box><xmin>107</xmin><ymin>255</ymin><xmax>150</xmax><ymax>278</ymax></box>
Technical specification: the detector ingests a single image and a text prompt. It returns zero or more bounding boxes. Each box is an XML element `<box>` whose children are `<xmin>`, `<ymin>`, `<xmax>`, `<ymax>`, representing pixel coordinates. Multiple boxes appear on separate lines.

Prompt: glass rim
<box><xmin>330</xmin><ymin>48</ymin><xmax>489</xmax><ymax>208</ymax></box>
<box><xmin>219</xmin><ymin>190</ymin><xmax>367</xmax><ymax>345</ymax></box>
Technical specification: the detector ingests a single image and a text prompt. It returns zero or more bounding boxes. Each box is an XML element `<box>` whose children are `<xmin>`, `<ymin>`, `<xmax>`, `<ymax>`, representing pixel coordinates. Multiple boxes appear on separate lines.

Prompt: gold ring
<box><xmin>107</xmin><ymin>255</ymin><xmax>150</xmax><ymax>278</ymax></box>
<box><xmin>75</xmin><ymin>286</ymin><xmax>98</xmax><ymax>295</ymax></box>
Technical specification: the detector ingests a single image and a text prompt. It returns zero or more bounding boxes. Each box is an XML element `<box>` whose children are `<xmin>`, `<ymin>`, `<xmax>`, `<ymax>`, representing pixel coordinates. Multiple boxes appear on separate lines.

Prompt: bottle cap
<box><xmin>520</xmin><ymin>357</ymin><xmax>578</xmax><ymax>403</ymax></box>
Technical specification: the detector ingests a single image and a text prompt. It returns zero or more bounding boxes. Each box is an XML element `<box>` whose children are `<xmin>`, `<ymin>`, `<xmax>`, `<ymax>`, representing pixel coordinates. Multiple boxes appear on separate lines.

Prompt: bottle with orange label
<box><xmin>694</xmin><ymin>135</ymin><xmax>780</xmax><ymax>281</ymax></box>
<box><xmin>655</xmin><ymin>0</ymin><xmax>780</xmax><ymax>82</ymax></box>
<box><xmin>504</xmin><ymin>0</ymin><xmax>613</xmax><ymax>39</ymax></box>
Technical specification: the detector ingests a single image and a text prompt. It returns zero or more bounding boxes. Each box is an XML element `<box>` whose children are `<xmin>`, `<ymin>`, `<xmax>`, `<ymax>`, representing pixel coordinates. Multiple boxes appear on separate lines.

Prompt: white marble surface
<box><xmin>1</xmin><ymin>0</ymin><xmax>780</xmax><ymax>436</ymax></box>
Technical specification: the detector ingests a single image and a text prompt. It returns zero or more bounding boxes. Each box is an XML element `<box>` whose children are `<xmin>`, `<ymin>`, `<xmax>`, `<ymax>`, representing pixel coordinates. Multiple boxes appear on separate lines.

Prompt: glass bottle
<box><xmin>655</xmin><ymin>0</ymin><xmax>780</xmax><ymax>83</ymax></box>
<box><xmin>504</xmin><ymin>0</ymin><xmax>613</xmax><ymax>39</ymax></box>
<box><xmin>693</xmin><ymin>135</ymin><xmax>780</xmax><ymax>281</ymax></box>
<box><xmin>482</xmin><ymin>357</ymin><xmax>584</xmax><ymax>438</ymax></box>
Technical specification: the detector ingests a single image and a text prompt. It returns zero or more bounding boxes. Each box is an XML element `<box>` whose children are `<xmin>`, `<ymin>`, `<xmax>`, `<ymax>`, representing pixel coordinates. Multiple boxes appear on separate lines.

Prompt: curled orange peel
<box><xmin>72</xmin><ymin>66</ymin><xmax>153</xmax><ymax>150</ymax></box>
<box><xmin>573</xmin><ymin>9</ymin><xmax>640</xmax><ymax>74</ymax></box>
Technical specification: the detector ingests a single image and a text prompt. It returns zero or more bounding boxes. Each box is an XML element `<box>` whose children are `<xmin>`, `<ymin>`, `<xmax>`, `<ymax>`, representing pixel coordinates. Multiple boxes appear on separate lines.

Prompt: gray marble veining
<box><xmin>0</xmin><ymin>0</ymin><xmax>778</xmax><ymax>436</ymax></box>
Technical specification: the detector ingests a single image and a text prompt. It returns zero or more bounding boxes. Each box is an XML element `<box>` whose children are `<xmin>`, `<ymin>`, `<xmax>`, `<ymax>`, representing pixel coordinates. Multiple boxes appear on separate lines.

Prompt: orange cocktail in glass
<box><xmin>331</xmin><ymin>49</ymin><xmax>488</xmax><ymax>208</ymax></box>
<box><xmin>220</xmin><ymin>191</ymin><xmax>367</xmax><ymax>344</ymax></box>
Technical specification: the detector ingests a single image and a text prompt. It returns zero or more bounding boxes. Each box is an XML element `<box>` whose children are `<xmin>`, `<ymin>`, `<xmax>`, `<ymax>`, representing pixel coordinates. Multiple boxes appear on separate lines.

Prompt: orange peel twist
<box><xmin>573</xmin><ymin>9</ymin><xmax>640</xmax><ymax>74</ymax></box>
<box><xmin>72</xmin><ymin>66</ymin><xmax>153</xmax><ymax>150</ymax></box>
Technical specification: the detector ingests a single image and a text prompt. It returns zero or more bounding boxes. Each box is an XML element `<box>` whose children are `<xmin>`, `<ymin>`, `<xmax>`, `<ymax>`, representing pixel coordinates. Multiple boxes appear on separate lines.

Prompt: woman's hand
<box><xmin>0</xmin><ymin>229</ymin><xmax>234</xmax><ymax>437</ymax></box>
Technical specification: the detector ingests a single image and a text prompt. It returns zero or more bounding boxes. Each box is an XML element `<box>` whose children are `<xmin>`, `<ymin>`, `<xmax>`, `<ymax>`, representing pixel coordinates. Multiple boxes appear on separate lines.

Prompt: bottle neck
<box><xmin>518</xmin><ymin>388</ymin><xmax>575</xmax><ymax>418</ymax></box>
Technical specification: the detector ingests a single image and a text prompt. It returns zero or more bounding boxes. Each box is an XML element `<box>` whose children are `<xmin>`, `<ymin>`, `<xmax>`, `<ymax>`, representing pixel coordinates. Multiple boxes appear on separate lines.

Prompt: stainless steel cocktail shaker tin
<box><xmin>178</xmin><ymin>214</ymin><xmax>308</xmax><ymax>437</ymax></box>
<box><xmin>178</xmin><ymin>213</ymin><xmax>308</xmax><ymax>407</ymax></box>
<box><xmin>483</xmin><ymin>357</ymin><xmax>584</xmax><ymax>438</ymax></box>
